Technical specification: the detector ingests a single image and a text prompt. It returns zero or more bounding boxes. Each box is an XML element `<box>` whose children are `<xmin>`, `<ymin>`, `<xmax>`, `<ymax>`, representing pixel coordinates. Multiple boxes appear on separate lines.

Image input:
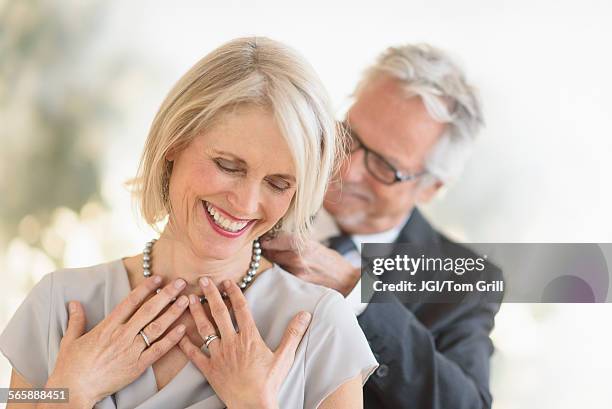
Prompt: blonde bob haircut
<box><xmin>131</xmin><ymin>37</ymin><xmax>342</xmax><ymax>248</ymax></box>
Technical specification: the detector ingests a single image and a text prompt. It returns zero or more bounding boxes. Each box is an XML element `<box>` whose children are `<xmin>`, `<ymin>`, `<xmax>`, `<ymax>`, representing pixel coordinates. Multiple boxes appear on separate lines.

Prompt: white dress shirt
<box><xmin>313</xmin><ymin>209</ymin><xmax>412</xmax><ymax>316</ymax></box>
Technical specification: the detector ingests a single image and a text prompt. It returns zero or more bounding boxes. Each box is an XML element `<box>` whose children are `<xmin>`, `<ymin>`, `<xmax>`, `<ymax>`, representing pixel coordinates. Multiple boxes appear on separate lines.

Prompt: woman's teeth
<box><xmin>205</xmin><ymin>202</ymin><xmax>249</xmax><ymax>232</ymax></box>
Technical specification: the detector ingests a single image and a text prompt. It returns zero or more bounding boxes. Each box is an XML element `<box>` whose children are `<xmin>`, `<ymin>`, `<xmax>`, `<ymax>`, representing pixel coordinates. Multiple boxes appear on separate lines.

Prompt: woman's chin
<box><xmin>192</xmin><ymin>230</ymin><xmax>257</xmax><ymax>259</ymax></box>
<box><xmin>192</xmin><ymin>237</ymin><xmax>236</xmax><ymax>258</ymax></box>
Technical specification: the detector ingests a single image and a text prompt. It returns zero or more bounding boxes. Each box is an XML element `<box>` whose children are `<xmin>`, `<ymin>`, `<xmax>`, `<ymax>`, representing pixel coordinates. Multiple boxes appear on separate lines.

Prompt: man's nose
<box><xmin>343</xmin><ymin>149</ymin><xmax>368</xmax><ymax>183</ymax></box>
<box><xmin>228</xmin><ymin>180</ymin><xmax>260</xmax><ymax>217</ymax></box>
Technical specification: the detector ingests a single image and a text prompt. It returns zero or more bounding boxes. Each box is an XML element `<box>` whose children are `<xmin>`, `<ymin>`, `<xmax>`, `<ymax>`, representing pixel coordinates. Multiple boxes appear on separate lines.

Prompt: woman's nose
<box><xmin>227</xmin><ymin>180</ymin><xmax>260</xmax><ymax>217</ymax></box>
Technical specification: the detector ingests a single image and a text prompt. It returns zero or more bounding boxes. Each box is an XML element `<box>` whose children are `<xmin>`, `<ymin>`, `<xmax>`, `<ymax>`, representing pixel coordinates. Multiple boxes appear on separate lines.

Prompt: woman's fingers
<box><xmin>139</xmin><ymin>324</ymin><xmax>186</xmax><ymax>369</ymax></box>
<box><xmin>178</xmin><ymin>335</ymin><xmax>210</xmax><ymax>375</ymax></box>
<box><xmin>188</xmin><ymin>294</ymin><xmax>218</xmax><ymax>349</ymax></box>
<box><xmin>274</xmin><ymin>311</ymin><xmax>311</xmax><ymax>368</ymax></box>
<box><xmin>64</xmin><ymin>301</ymin><xmax>87</xmax><ymax>342</ymax></box>
<box><xmin>126</xmin><ymin>278</ymin><xmax>187</xmax><ymax>336</ymax></box>
<box><xmin>108</xmin><ymin>275</ymin><xmax>162</xmax><ymax>325</ymax></box>
<box><xmin>139</xmin><ymin>295</ymin><xmax>189</xmax><ymax>346</ymax></box>
<box><xmin>199</xmin><ymin>277</ymin><xmax>235</xmax><ymax>339</ymax></box>
<box><xmin>223</xmin><ymin>280</ymin><xmax>256</xmax><ymax>334</ymax></box>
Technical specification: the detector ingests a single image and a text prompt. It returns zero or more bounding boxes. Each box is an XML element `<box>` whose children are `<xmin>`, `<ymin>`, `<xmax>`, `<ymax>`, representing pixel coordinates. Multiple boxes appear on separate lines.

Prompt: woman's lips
<box><xmin>202</xmin><ymin>201</ymin><xmax>255</xmax><ymax>238</ymax></box>
<box><xmin>206</xmin><ymin>200</ymin><xmax>252</xmax><ymax>222</ymax></box>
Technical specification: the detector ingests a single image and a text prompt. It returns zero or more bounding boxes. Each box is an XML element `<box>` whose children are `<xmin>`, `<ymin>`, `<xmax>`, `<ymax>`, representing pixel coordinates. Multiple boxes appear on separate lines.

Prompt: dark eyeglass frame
<box><xmin>344</xmin><ymin>123</ymin><xmax>428</xmax><ymax>185</ymax></box>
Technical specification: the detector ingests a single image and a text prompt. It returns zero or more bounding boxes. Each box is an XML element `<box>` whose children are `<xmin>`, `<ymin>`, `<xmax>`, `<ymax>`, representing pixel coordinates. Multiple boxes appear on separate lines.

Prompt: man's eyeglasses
<box><xmin>343</xmin><ymin>123</ymin><xmax>428</xmax><ymax>185</ymax></box>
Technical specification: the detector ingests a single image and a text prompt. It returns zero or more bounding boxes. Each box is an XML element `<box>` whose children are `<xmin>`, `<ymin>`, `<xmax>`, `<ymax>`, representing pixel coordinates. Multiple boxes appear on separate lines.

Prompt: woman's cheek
<box><xmin>195</xmin><ymin>167</ymin><xmax>232</xmax><ymax>193</ymax></box>
<box><xmin>272</xmin><ymin>190</ymin><xmax>296</xmax><ymax>219</ymax></box>
<box><xmin>284</xmin><ymin>191</ymin><xmax>296</xmax><ymax>214</ymax></box>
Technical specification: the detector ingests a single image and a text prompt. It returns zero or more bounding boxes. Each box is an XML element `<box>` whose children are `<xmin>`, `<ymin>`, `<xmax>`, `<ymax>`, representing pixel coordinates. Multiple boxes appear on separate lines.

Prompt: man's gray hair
<box><xmin>356</xmin><ymin>44</ymin><xmax>484</xmax><ymax>185</ymax></box>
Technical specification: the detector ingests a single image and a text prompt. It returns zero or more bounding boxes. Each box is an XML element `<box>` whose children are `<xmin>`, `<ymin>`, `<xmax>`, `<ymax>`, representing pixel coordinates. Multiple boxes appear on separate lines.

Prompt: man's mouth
<box><xmin>342</xmin><ymin>189</ymin><xmax>372</xmax><ymax>203</ymax></box>
<box><xmin>329</xmin><ymin>183</ymin><xmax>373</xmax><ymax>203</ymax></box>
<box><xmin>203</xmin><ymin>201</ymin><xmax>252</xmax><ymax>233</ymax></box>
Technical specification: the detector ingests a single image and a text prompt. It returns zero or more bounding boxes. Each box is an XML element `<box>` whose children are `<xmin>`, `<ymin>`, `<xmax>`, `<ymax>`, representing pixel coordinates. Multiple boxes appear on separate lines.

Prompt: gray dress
<box><xmin>0</xmin><ymin>259</ymin><xmax>377</xmax><ymax>408</ymax></box>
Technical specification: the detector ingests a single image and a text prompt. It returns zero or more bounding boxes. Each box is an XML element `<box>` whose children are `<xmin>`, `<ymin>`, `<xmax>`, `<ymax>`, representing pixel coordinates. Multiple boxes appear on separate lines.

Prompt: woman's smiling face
<box><xmin>166</xmin><ymin>106</ymin><xmax>297</xmax><ymax>259</ymax></box>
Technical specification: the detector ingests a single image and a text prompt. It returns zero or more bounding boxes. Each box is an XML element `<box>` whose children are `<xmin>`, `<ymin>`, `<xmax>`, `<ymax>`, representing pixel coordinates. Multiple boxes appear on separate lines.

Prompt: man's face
<box><xmin>324</xmin><ymin>76</ymin><xmax>447</xmax><ymax>234</ymax></box>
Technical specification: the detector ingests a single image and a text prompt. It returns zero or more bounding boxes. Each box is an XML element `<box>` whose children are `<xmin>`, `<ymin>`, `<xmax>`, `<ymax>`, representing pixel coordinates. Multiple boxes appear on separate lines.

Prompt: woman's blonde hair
<box><xmin>130</xmin><ymin>37</ymin><xmax>343</xmax><ymax>248</ymax></box>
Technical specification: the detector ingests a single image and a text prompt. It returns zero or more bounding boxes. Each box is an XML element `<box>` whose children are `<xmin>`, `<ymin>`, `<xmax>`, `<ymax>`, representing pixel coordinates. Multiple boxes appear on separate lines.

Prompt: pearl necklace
<box><xmin>142</xmin><ymin>238</ymin><xmax>262</xmax><ymax>303</ymax></box>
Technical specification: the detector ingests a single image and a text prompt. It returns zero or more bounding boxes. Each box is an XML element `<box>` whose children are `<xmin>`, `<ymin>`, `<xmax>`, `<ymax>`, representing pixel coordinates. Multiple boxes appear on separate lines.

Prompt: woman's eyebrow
<box><xmin>213</xmin><ymin>149</ymin><xmax>296</xmax><ymax>182</ymax></box>
<box><xmin>272</xmin><ymin>174</ymin><xmax>296</xmax><ymax>183</ymax></box>
<box><xmin>213</xmin><ymin>149</ymin><xmax>247</xmax><ymax>165</ymax></box>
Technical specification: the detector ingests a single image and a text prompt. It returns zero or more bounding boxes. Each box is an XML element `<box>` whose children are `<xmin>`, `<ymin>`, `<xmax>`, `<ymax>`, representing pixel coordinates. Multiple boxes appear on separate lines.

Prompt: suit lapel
<box><xmin>382</xmin><ymin>209</ymin><xmax>444</xmax><ymax>307</ymax></box>
<box><xmin>394</xmin><ymin>208</ymin><xmax>441</xmax><ymax>248</ymax></box>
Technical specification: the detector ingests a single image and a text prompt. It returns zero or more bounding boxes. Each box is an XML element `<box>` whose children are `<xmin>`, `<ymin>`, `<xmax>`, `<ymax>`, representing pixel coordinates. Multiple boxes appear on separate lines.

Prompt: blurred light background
<box><xmin>1</xmin><ymin>0</ymin><xmax>611</xmax><ymax>408</ymax></box>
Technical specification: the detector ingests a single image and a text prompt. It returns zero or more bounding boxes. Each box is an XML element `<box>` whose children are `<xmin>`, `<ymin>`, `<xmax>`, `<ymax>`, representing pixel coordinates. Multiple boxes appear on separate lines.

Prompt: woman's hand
<box><xmin>45</xmin><ymin>276</ymin><xmax>190</xmax><ymax>408</ymax></box>
<box><xmin>178</xmin><ymin>277</ymin><xmax>312</xmax><ymax>409</ymax></box>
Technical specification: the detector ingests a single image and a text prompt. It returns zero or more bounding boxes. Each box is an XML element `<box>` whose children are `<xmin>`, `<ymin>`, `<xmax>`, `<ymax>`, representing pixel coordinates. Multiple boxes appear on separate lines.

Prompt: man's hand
<box><xmin>261</xmin><ymin>232</ymin><xmax>360</xmax><ymax>297</ymax></box>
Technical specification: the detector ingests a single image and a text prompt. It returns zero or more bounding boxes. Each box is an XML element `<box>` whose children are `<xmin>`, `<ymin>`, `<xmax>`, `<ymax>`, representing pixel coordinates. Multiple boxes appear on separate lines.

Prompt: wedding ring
<box><xmin>139</xmin><ymin>330</ymin><xmax>151</xmax><ymax>348</ymax></box>
<box><xmin>203</xmin><ymin>334</ymin><xmax>220</xmax><ymax>349</ymax></box>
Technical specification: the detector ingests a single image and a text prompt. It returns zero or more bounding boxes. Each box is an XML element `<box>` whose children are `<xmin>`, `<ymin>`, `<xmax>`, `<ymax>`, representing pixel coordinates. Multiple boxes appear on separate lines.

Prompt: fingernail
<box><xmin>153</xmin><ymin>275</ymin><xmax>162</xmax><ymax>284</ymax></box>
<box><xmin>189</xmin><ymin>294</ymin><xmax>198</xmax><ymax>305</ymax></box>
<box><xmin>224</xmin><ymin>280</ymin><xmax>231</xmax><ymax>290</ymax></box>
<box><xmin>299</xmin><ymin>312</ymin><xmax>311</xmax><ymax>324</ymax></box>
<box><xmin>69</xmin><ymin>302</ymin><xmax>77</xmax><ymax>314</ymax></box>
<box><xmin>177</xmin><ymin>324</ymin><xmax>186</xmax><ymax>334</ymax></box>
<box><xmin>174</xmin><ymin>278</ymin><xmax>186</xmax><ymax>289</ymax></box>
<box><xmin>177</xmin><ymin>296</ymin><xmax>188</xmax><ymax>307</ymax></box>
<box><xmin>200</xmin><ymin>277</ymin><xmax>209</xmax><ymax>287</ymax></box>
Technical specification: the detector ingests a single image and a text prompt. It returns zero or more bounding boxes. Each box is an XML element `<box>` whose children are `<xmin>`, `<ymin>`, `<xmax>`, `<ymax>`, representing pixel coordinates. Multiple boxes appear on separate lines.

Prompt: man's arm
<box><xmin>359</xmin><ymin>290</ymin><xmax>500</xmax><ymax>409</ymax></box>
<box><xmin>261</xmin><ymin>232</ymin><xmax>501</xmax><ymax>408</ymax></box>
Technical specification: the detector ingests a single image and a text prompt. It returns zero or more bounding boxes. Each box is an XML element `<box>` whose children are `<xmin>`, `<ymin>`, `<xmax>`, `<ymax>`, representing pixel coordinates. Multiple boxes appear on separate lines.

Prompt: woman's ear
<box><xmin>165</xmin><ymin>148</ymin><xmax>176</xmax><ymax>162</ymax></box>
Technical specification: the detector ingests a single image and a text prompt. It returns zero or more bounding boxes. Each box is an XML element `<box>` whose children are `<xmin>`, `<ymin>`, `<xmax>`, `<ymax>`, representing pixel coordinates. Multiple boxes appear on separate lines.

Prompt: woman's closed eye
<box><xmin>214</xmin><ymin>158</ymin><xmax>292</xmax><ymax>193</ymax></box>
<box><xmin>214</xmin><ymin>158</ymin><xmax>244</xmax><ymax>174</ymax></box>
<box><xmin>265</xmin><ymin>177</ymin><xmax>292</xmax><ymax>193</ymax></box>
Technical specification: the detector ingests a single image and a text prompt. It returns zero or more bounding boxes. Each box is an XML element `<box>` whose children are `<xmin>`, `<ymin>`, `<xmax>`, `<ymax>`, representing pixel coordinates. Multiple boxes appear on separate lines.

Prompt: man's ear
<box><xmin>416</xmin><ymin>179</ymin><xmax>443</xmax><ymax>204</ymax></box>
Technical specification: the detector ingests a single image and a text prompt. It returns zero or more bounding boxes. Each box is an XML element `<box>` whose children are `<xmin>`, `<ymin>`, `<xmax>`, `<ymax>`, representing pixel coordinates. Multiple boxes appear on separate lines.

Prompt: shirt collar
<box><xmin>350</xmin><ymin>211</ymin><xmax>412</xmax><ymax>253</ymax></box>
<box><xmin>313</xmin><ymin>208</ymin><xmax>414</xmax><ymax>253</ymax></box>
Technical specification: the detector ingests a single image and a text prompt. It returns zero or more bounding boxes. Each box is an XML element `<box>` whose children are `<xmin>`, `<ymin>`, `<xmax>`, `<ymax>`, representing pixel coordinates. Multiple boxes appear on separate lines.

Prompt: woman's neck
<box><xmin>142</xmin><ymin>229</ymin><xmax>267</xmax><ymax>295</ymax></box>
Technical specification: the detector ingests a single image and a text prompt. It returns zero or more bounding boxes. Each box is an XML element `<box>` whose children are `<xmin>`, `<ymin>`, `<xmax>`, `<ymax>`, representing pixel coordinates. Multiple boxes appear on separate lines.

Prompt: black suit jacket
<box><xmin>357</xmin><ymin>209</ymin><xmax>503</xmax><ymax>409</ymax></box>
